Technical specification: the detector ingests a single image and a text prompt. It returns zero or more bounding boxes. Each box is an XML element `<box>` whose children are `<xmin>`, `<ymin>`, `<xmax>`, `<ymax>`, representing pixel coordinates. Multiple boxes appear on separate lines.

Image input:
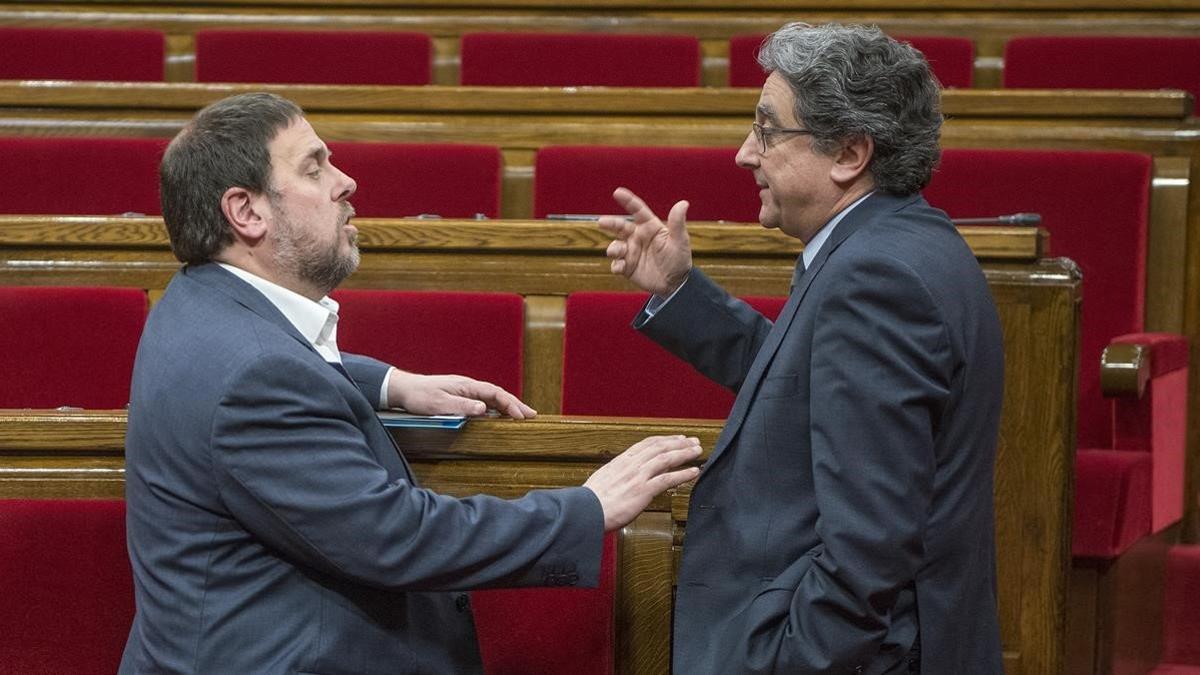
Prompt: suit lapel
<box><xmin>185</xmin><ymin>264</ymin><xmax>417</xmax><ymax>482</ymax></box>
<box><xmin>700</xmin><ymin>192</ymin><xmax>917</xmax><ymax>475</ymax></box>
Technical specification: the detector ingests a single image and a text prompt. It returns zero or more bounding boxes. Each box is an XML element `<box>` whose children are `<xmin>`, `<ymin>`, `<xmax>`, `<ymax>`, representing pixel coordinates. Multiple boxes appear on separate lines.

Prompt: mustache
<box><xmin>341</xmin><ymin>203</ymin><xmax>356</xmax><ymax>224</ymax></box>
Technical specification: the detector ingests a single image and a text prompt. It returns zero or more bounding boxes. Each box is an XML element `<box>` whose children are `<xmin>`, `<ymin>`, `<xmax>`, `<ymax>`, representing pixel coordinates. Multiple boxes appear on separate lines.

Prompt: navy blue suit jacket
<box><xmin>121</xmin><ymin>263</ymin><xmax>603</xmax><ymax>674</ymax></box>
<box><xmin>642</xmin><ymin>193</ymin><xmax>1005</xmax><ymax>673</ymax></box>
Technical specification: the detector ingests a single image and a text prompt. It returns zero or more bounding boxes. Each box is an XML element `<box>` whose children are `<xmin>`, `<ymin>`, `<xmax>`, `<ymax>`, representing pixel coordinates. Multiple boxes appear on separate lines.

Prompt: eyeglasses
<box><xmin>751</xmin><ymin>122</ymin><xmax>812</xmax><ymax>154</ymax></box>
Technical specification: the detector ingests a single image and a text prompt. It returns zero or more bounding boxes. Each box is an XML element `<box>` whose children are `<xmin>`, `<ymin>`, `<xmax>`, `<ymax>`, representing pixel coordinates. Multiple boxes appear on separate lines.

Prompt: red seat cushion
<box><xmin>562</xmin><ymin>291</ymin><xmax>786</xmax><ymax>418</ymax></box>
<box><xmin>534</xmin><ymin>145</ymin><xmax>760</xmax><ymax>223</ymax></box>
<box><xmin>472</xmin><ymin>533</ymin><xmax>615</xmax><ymax>675</ymax></box>
<box><xmin>0</xmin><ymin>137</ymin><xmax>167</xmax><ymax>216</ymax></box>
<box><xmin>1003</xmin><ymin>36</ymin><xmax>1200</xmax><ymax>101</ymax></box>
<box><xmin>0</xmin><ymin>286</ymin><xmax>148</xmax><ymax>409</ymax></box>
<box><xmin>196</xmin><ymin>30</ymin><xmax>432</xmax><ymax>85</ymax></box>
<box><xmin>461</xmin><ymin>33</ymin><xmax>700</xmax><ymax>87</ymax></box>
<box><xmin>729</xmin><ymin>33</ymin><xmax>973</xmax><ymax>88</ymax></box>
<box><xmin>331</xmin><ymin>289</ymin><xmax>524</xmax><ymax>397</ymax></box>
<box><xmin>0</xmin><ymin>499</ymin><xmax>134</xmax><ymax>675</ymax></box>
<box><xmin>923</xmin><ymin>148</ymin><xmax>1152</xmax><ymax>451</ymax></box>
<box><xmin>327</xmin><ymin>142</ymin><xmax>502</xmax><ymax>219</ymax></box>
<box><xmin>1072</xmin><ymin>449</ymin><xmax>1152</xmax><ymax>558</ymax></box>
<box><xmin>0</xmin><ymin>27</ymin><xmax>164</xmax><ymax>81</ymax></box>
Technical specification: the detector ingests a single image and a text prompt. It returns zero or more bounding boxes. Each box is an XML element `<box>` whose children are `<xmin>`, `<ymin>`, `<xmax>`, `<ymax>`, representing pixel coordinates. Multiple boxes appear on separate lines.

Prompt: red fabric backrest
<box><xmin>0</xmin><ymin>136</ymin><xmax>166</xmax><ymax>216</ymax></box>
<box><xmin>562</xmin><ymin>291</ymin><xmax>787</xmax><ymax>418</ymax></box>
<box><xmin>0</xmin><ymin>499</ymin><xmax>134</xmax><ymax>675</ymax></box>
<box><xmin>472</xmin><ymin>533</ymin><xmax>616</xmax><ymax>675</ymax></box>
<box><xmin>195</xmin><ymin>30</ymin><xmax>432</xmax><ymax>85</ymax></box>
<box><xmin>327</xmin><ymin>141</ymin><xmax>502</xmax><ymax>218</ymax></box>
<box><xmin>534</xmin><ymin>145</ymin><xmax>760</xmax><ymax>222</ymax></box>
<box><xmin>460</xmin><ymin>32</ymin><xmax>700</xmax><ymax>87</ymax></box>
<box><xmin>0</xmin><ymin>27</ymin><xmax>164</xmax><ymax>81</ymax></box>
<box><xmin>1003</xmin><ymin>36</ymin><xmax>1200</xmax><ymax>100</ymax></box>
<box><xmin>923</xmin><ymin>148</ymin><xmax>1152</xmax><ymax>450</ymax></box>
<box><xmin>0</xmin><ymin>286</ymin><xmax>148</xmax><ymax>409</ymax></box>
<box><xmin>331</xmin><ymin>289</ymin><xmax>524</xmax><ymax>397</ymax></box>
<box><xmin>729</xmin><ymin>33</ymin><xmax>974</xmax><ymax>88</ymax></box>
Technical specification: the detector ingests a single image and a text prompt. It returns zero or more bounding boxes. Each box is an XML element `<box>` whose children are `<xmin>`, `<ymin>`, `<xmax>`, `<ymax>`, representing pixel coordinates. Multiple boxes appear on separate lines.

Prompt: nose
<box><xmin>735</xmin><ymin>129</ymin><xmax>759</xmax><ymax>169</ymax></box>
<box><xmin>331</xmin><ymin>162</ymin><xmax>357</xmax><ymax>202</ymax></box>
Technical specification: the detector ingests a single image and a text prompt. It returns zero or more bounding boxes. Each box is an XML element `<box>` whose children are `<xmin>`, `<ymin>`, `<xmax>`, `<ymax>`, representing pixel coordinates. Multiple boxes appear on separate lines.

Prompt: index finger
<box><xmin>612</xmin><ymin>187</ymin><xmax>660</xmax><ymax>224</ymax></box>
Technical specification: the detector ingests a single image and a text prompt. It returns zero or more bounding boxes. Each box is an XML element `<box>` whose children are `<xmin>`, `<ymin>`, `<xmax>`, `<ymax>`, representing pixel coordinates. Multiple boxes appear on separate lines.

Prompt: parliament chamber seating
<box><xmin>326</xmin><ymin>142</ymin><xmax>503</xmax><ymax>219</ymax></box>
<box><xmin>924</xmin><ymin>148</ymin><xmax>1190</xmax><ymax>672</ymax></box>
<box><xmin>925</xmin><ymin>148</ymin><xmax>1187</xmax><ymax>557</ymax></box>
<box><xmin>561</xmin><ymin>292</ymin><xmax>787</xmax><ymax>418</ymax></box>
<box><xmin>0</xmin><ymin>286</ymin><xmax>147</xmax><ymax>410</ymax></box>
<box><xmin>0</xmin><ymin>137</ymin><xmax>166</xmax><ymax>216</ymax></box>
<box><xmin>195</xmin><ymin>30</ymin><xmax>432</xmax><ymax>85</ymax></box>
<box><xmin>0</xmin><ymin>27</ymin><xmax>164</xmax><ymax>82</ymax></box>
<box><xmin>331</xmin><ymin>289</ymin><xmax>525</xmax><ymax>396</ymax></box>
<box><xmin>459</xmin><ymin>32</ymin><xmax>701</xmax><ymax>87</ymax></box>
<box><xmin>728</xmin><ymin>33</ymin><xmax>975</xmax><ymax>89</ymax></box>
<box><xmin>331</xmin><ymin>287</ymin><xmax>615</xmax><ymax>675</ymax></box>
<box><xmin>1003</xmin><ymin>35</ymin><xmax>1200</xmax><ymax>101</ymax></box>
<box><xmin>533</xmin><ymin>145</ymin><xmax>759</xmax><ymax>222</ymax></box>
<box><xmin>0</xmin><ymin>498</ymin><xmax>133</xmax><ymax>675</ymax></box>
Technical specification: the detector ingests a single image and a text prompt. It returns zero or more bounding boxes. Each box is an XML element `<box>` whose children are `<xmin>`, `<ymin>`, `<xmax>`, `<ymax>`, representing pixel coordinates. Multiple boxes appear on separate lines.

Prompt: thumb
<box><xmin>666</xmin><ymin>200</ymin><xmax>690</xmax><ymax>240</ymax></box>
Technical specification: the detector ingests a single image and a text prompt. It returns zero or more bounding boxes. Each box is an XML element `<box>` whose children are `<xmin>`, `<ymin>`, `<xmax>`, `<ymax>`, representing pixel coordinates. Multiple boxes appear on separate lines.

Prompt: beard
<box><xmin>271</xmin><ymin>198</ymin><xmax>360</xmax><ymax>296</ymax></box>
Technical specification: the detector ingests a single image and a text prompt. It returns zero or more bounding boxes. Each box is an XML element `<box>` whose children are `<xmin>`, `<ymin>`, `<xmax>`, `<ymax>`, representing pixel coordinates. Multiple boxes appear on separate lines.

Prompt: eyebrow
<box><xmin>756</xmin><ymin>104</ymin><xmax>783</xmax><ymax>126</ymax></box>
<box><xmin>300</xmin><ymin>144</ymin><xmax>329</xmax><ymax>168</ymax></box>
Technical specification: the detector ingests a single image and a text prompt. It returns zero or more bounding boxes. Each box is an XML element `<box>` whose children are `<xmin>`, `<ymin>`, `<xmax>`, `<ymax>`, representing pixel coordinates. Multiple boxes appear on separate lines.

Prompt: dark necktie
<box><xmin>790</xmin><ymin>256</ymin><xmax>807</xmax><ymax>294</ymax></box>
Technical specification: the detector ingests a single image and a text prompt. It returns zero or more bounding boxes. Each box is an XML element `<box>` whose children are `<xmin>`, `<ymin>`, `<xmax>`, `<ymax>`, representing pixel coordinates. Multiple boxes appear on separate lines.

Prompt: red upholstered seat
<box><xmin>330</xmin><ymin>289</ymin><xmax>524</xmax><ymax>396</ymax></box>
<box><xmin>195</xmin><ymin>30</ymin><xmax>432</xmax><ymax>85</ymax></box>
<box><xmin>1156</xmin><ymin>545</ymin><xmax>1200</xmax><ymax>672</ymax></box>
<box><xmin>562</xmin><ymin>291</ymin><xmax>787</xmax><ymax>418</ymax></box>
<box><xmin>472</xmin><ymin>533</ymin><xmax>616</xmax><ymax>675</ymax></box>
<box><xmin>534</xmin><ymin>145</ymin><xmax>760</xmax><ymax>223</ymax></box>
<box><xmin>0</xmin><ymin>136</ymin><xmax>166</xmax><ymax>216</ymax></box>
<box><xmin>1003</xmin><ymin>36</ymin><xmax>1200</xmax><ymax>101</ymax></box>
<box><xmin>923</xmin><ymin>148</ymin><xmax>1188</xmax><ymax>558</ymax></box>
<box><xmin>326</xmin><ymin>141</ymin><xmax>502</xmax><ymax>219</ymax></box>
<box><xmin>729</xmin><ymin>33</ymin><xmax>974</xmax><ymax>88</ymax></box>
<box><xmin>460</xmin><ymin>32</ymin><xmax>701</xmax><ymax>87</ymax></box>
<box><xmin>0</xmin><ymin>27</ymin><xmax>164</xmax><ymax>81</ymax></box>
<box><xmin>0</xmin><ymin>499</ymin><xmax>134</xmax><ymax>675</ymax></box>
<box><xmin>0</xmin><ymin>286</ymin><xmax>148</xmax><ymax>409</ymax></box>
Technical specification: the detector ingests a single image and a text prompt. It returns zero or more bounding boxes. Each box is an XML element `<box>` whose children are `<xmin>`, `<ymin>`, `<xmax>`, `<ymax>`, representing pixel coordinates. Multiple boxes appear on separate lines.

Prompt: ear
<box><xmin>220</xmin><ymin>186</ymin><xmax>269</xmax><ymax>246</ymax></box>
<box><xmin>829</xmin><ymin>135</ymin><xmax>875</xmax><ymax>186</ymax></box>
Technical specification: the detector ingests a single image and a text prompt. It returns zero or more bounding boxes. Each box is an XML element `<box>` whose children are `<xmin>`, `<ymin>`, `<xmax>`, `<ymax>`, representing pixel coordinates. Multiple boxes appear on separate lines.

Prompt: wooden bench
<box><xmin>2</xmin><ymin>0</ymin><xmax>1199</xmax><ymax>86</ymax></box>
<box><xmin>0</xmin><ymin>221</ymin><xmax>1085</xmax><ymax>673</ymax></box>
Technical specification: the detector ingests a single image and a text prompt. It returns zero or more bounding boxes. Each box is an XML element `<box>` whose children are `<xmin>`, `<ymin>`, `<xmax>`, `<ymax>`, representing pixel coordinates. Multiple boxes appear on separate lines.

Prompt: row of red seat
<box><xmin>3</xmin><ymin>27</ymin><xmax>1199</xmax><ymax>97</ymax></box>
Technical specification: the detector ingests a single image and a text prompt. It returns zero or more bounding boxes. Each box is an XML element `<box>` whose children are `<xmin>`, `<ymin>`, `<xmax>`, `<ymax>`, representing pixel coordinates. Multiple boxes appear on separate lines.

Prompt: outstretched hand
<box><xmin>584</xmin><ymin>435</ymin><xmax>702</xmax><ymax>532</ymax></box>
<box><xmin>386</xmin><ymin>370</ymin><xmax>536</xmax><ymax>419</ymax></box>
<box><xmin>597</xmin><ymin>187</ymin><xmax>693</xmax><ymax>297</ymax></box>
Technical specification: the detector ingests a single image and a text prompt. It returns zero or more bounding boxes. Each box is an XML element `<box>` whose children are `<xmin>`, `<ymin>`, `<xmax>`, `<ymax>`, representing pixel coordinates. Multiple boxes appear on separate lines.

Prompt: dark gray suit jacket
<box><xmin>642</xmin><ymin>192</ymin><xmax>1005</xmax><ymax>674</ymax></box>
<box><xmin>121</xmin><ymin>263</ymin><xmax>603</xmax><ymax>674</ymax></box>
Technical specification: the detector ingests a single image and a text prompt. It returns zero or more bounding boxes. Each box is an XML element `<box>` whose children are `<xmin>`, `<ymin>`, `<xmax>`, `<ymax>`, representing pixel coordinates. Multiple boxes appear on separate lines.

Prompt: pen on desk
<box><xmin>546</xmin><ymin>214</ymin><xmax>633</xmax><ymax>221</ymax></box>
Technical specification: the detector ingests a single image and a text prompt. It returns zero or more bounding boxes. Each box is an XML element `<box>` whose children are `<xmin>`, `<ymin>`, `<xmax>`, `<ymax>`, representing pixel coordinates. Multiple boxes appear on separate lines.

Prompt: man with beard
<box><xmin>121</xmin><ymin>92</ymin><xmax>701</xmax><ymax>674</ymax></box>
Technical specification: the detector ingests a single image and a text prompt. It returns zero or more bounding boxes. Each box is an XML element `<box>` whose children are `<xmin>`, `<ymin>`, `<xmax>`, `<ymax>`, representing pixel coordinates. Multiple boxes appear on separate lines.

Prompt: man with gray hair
<box><xmin>599</xmin><ymin>23</ymin><xmax>1004</xmax><ymax>673</ymax></box>
<box><xmin>122</xmin><ymin>92</ymin><xmax>701</xmax><ymax>673</ymax></box>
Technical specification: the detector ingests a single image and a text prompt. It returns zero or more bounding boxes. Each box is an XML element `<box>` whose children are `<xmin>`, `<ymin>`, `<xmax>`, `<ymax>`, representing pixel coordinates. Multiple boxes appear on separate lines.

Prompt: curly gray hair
<box><xmin>757</xmin><ymin>23</ymin><xmax>943</xmax><ymax>195</ymax></box>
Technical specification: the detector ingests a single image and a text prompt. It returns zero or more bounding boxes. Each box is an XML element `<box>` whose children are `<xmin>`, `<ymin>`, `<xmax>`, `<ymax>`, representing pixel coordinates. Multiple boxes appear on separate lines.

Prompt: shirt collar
<box><xmin>217</xmin><ymin>263</ymin><xmax>341</xmax><ymax>360</ymax></box>
<box><xmin>802</xmin><ymin>190</ymin><xmax>875</xmax><ymax>269</ymax></box>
